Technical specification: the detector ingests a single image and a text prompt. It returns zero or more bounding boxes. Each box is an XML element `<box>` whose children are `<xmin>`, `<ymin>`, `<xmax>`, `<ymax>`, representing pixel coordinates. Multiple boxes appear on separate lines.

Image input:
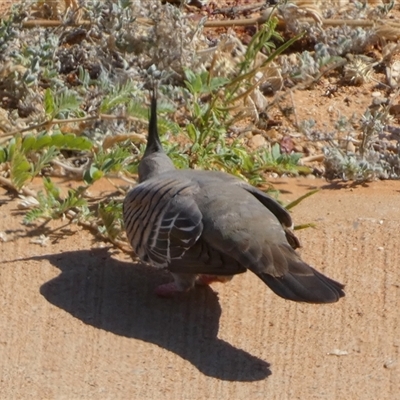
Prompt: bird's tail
<box><xmin>257</xmin><ymin>263</ymin><xmax>345</xmax><ymax>304</ymax></box>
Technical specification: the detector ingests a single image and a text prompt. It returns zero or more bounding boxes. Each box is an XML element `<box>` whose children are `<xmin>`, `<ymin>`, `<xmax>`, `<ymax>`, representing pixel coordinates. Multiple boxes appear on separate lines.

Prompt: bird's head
<box><xmin>138</xmin><ymin>88</ymin><xmax>175</xmax><ymax>182</ymax></box>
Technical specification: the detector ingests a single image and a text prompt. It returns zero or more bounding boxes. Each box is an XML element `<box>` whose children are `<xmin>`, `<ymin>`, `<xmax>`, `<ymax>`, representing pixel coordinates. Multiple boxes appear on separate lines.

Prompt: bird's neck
<box><xmin>138</xmin><ymin>151</ymin><xmax>175</xmax><ymax>182</ymax></box>
<box><xmin>139</xmin><ymin>90</ymin><xmax>175</xmax><ymax>181</ymax></box>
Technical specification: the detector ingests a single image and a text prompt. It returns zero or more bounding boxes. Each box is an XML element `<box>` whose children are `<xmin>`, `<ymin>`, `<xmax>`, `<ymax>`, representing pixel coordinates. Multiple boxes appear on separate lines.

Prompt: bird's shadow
<box><xmin>34</xmin><ymin>248</ymin><xmax>271</xmax><ymax>382</ymax></box>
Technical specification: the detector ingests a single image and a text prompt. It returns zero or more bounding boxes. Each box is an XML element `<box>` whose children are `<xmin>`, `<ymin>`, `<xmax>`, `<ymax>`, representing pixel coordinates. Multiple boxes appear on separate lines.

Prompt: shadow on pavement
<box><xmin>36</xmin><ymin>248</ymin><xmax>271</xmax><ymax>382</ymax></box>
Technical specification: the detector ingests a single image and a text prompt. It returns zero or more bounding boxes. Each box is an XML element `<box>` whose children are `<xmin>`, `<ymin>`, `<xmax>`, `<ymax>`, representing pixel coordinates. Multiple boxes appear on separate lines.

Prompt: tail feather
<box><xmin>258</xmin><ymin>266</ymin><xmax>345</xmax><ymax>304</ymax></box>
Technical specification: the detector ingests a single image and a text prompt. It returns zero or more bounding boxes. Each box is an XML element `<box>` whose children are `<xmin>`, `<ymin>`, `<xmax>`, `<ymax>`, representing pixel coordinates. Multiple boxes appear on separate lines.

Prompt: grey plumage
<box><xmin>123</xmin><ymin>91</ymin><xmax>345</xmax><ymax>303</ymax></box>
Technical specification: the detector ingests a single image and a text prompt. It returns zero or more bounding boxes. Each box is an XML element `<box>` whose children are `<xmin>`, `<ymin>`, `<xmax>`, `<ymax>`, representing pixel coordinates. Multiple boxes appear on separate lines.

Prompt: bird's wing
<box><xmin>196</xmin><ymin>183</ymin><xmax>344</xmax><ymax>303</ymax></box>
<box><xmin>123</xmin><ymin>177</ymin><xmax>203</xmax><ymax>267</ymax></box>
<box><xmin>235</xmin><ymin>181</ymin><xmax>301</xmax><ymax>249</ymax></box>
<box><xmin>167</xmin><ymin>238</ymin><xmax>247</xmax><ymax>276</ymax></box>
<box><xmin>197</xmin><ymin>171</ymin><xmax>298</xmax><ymax>244</ymax></box>
<box><xmin>235</xmin><ymin>181</ymin><xmax>293</xmax><ymax>227</ymax></box>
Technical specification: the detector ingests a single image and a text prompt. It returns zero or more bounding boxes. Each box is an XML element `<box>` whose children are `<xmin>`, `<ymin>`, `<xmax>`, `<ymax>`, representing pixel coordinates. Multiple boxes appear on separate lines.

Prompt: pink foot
<box><xmin>196</xmin><ymin>275</ymin><xmax>227</xmax><ymax>286</ymax></box>
<box><xmin>154</xmin><ymin>282</ymin><xmax>183</xmax><ymax>298</ymax></box>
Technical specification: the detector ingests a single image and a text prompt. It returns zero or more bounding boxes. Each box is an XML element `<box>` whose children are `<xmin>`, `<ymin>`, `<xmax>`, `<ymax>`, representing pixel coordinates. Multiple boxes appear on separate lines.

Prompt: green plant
<box><xmin>97</xmin><ymin>200</ymin><xmax>124</xmax><ymax>242</ymax></box>
<box><xmin>179</xmin><ymin>18</ymin><xmax>305</xmax><ymax>181</ymax></box>
<box><xmin>83</xmin><ymin>144</ymin><xmax>133</xmax><ymax>184</ymax></box>
<box><xmin>252</xmin><ymin>144</ymin><xmax>311</xmax><ymax>176</ymax></box>
<box><xmin>23</xmin><ymin>178</ymin><xmax>89</xmax><ymax>224</ymax></box>
<box><xmin>99</xmin><ymin>81</ymin><xmax>139</xmax><ymax>113</ymax></box>
<box><xmin>44</xmin><ymin>88</ymin><xmax>84</xmax><ymax>120</ymax></box>
<box><xmin>0</xmin><ymin>132</ymin><xmax>92</xmax><ymax>190</ymax></box>
<box><xmin>324</xmin><ymin>106</ymin><xmax>393</xmax><ymax>182</ymax></box>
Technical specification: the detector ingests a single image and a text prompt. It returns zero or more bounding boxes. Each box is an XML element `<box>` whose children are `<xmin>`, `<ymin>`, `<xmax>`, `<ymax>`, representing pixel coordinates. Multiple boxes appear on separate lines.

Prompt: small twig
<box><xmin>300</xmin><ymin>154</ymin><xmax>325</xmax><ymax>164</ymax></box>
<box><xmin>20</xmin><ymin>14</ymin><xmax>398</xmax><ymax>31</ymax></box>
<box><xmin>0</xmin><ymin>175</ymin><xmax>17</xmax><ymax>191</ymax></box>
<box><xmin>204</xmin><ymin>17</ymin><xmax>390</xmax><ymax>30</ymax></box>
<box><xmin>21</xmin><ymin>16</ymin><xmax>155</xmax><ymax>28</ymax></box>
<box><xmin>105</xmin><ymin>176</ymin><xmax>131</xmax><ymax>195</ymax></box>
<box><xmin>0</xmin><ymin>121</ymin><xmax>49</xmax><ymax>140</ymax></box>
<box><xmin>0</xmin><ymin>114</ymin><xmax>143</xmax><ymax>140</ymax></box>
<box><xmin>117</xmin><ymin>174</ymin><xmax>137</xmax><ymax>186</ymax></box>
<box><xmin>66</xmin><ymin>209</ymin><xmax>132</xmax><ymax>253</ymax></box>
<box><xmin>289</xmin><ymin>90</ymin><xmax>300</xmax><ymax>130</ymax></box>
<box><xmin>51</xmin><ymin>159</ymin><xmax>85</xmax><ymax>176</ymax></box>
<box><xmin>213</xmin><ymin>1</ymin><xmax>267</xmax><ymax>17</ymax></box>
<box><xmin>232</xmin><ymin>125</ymin><xmax>256</xmax><ymax>138</ymax></box>
<box><xmin>0</xmin><ymin>175</ymin><xmax>37</xmax><ymax>197</ymax></box>
<box><xmin>0</xmin><ymin>115</ymin><xmax>98</xmax><ymax>139</ymax></box>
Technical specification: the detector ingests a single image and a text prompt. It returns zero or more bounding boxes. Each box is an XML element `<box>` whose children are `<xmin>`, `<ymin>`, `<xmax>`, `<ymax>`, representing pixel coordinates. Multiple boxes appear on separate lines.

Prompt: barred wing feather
<box><xmin>123</xmin><ymin>177</ymin><xmax>203</xmax><ymax>267</ymax></box>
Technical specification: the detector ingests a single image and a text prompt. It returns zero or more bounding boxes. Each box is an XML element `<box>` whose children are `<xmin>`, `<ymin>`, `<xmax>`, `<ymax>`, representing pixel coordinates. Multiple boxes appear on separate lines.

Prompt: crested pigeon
<box><xmin>123</xmin><ymin>91</ymin><xmax>345</xmax><ymax>303</ymax></box>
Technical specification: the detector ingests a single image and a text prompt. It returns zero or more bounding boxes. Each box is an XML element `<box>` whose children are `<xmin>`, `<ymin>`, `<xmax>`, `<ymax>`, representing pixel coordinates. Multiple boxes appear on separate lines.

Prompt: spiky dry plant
<box><xmin>343</xmin><ymin>55</ymin><xmax>374</xmax><ymax>85</ymax></box>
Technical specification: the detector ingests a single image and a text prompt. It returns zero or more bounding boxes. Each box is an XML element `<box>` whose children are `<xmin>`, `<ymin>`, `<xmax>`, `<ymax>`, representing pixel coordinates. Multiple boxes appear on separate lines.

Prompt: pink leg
<box><xmin>154</xmin><ymin>282</ymin><xmax>184</xmax><ymax>298</ymax></box>
<box><xmin>155</xmin><ymin>273</ymin><xmax>197</xmax><ymax>298</ymax></box>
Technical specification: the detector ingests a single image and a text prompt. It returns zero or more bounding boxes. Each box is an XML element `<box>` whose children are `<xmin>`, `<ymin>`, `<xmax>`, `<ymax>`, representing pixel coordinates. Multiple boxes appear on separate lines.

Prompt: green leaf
<box><xmin>43</xmin><ymin>176</ymin><xmax>60</xmax><ymax>199</ymax></box>
<box><xmin>43</xmin><ymin>89</ymin><xmax>83</xmax><ymax>119</ymax></box>
<box><xmin>44</xmin><ymin>88</ymin><xmax>55</xmax><ymax>118</ymax></box>
<box><xmin>193</xmin><ymin>74</ymin><xmax>203</xmax><ymax>94</ymax></box>
<box><xmin>62</xmin><ymin>134</ymin><xmax>92</xmax><ymax>150</ymax></box>
<box><xmin>98</xmin><ymin>201</ymin><xmax>123</xmax><ymax>240</ymax></box>
<box><xmin>100</xmin><ymin>81</ymin><xmax>137</xmax><ymax>113</ymax></box>
<box><xmin>102</xmin><ymin>158</ymin><xmax>115</xmax><ymax>171</ymax></box>
<box><xmin>77</xmin><ymin>66</ymin><xmax>91</xmax><ymax>87</ymax></box>
<box><xmin>60</xmin><ymin>189</ymin><xmax>87</xmax><ymax>212</ymax></box>
<box><xmin>271</xmin><ymin>143</ymin><xmax>281</xmax><ymax>160</ymax></box>
<box><xmin>193</xmin><ymin>102</ymin><xmax>202</xmax><ymax>119</ymax></box>
<box><xmin>186</xmin><ymin>123</ymin><xmax>198</xmax><ymax>142</ymax></box>
<box><xmin>0</xmin><ymin>147</ymin><xmax>7</xmax><ymax>163</ymax></box>
<box><xmin>7</xmin><ymin>138</ymin><xmax>16</xmax><ymax>160</ymax></box>
<box><xmin>24</xmin><ymin>207</ymin><xmax>47</xmax><ymax>224</ymax></box>
<box><xmin>184</xmin><ymin>69</ymin><xmax>203</xmax><ymax>95</ymax></box>
<box><xmin>191</xmin><ymin>143</ymin><xmax>200</xmax><ymax>153</ymax></box>
<box><xmin>11</xmin><ymin>150</ymin><xmax>32</xmax><ymax>190</ymax></box>
<box><xmin>21</xmin><ymin>135</ymin><xmax>37</xmax><ymax>152</ymax></box>
<box><xmin>50</xmin><ymin>133</ymin><xmax>66</xmax><ymax>147</ymax></box>
<box><xmin>31</xmin><ymin>146</ymin><xmax>59</xmax><ymax>177</ymax></box>
<box><xmin>32</xmin><ymin>133</ymin><xmax>52</xmax><ymax>150</ymax></box>
<box><xmin>286</xmin><ymin>189</ymin><xmax>319</xmax><ymax>210</ymax></box>
<box><xmin>83</xmin><ymin>165</ymin><xmax>103</xmax><ymax>184</ymax></box>
<box><xmin>208</xmin><ymin>76</ymin><xmax>229</xmax><ymax>92</ymax></box>
<box><xmin>184</xmin><ymin>69</ymin><xmax>196</xmax><ymax>86</ymax></box>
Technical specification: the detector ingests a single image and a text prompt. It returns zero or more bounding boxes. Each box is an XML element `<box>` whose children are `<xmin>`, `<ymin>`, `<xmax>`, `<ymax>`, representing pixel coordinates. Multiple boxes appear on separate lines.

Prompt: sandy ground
<box><xmin>0</xmin><ymin>177</ymin><xmax>399</xmax><ymax>399</ymax></box>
